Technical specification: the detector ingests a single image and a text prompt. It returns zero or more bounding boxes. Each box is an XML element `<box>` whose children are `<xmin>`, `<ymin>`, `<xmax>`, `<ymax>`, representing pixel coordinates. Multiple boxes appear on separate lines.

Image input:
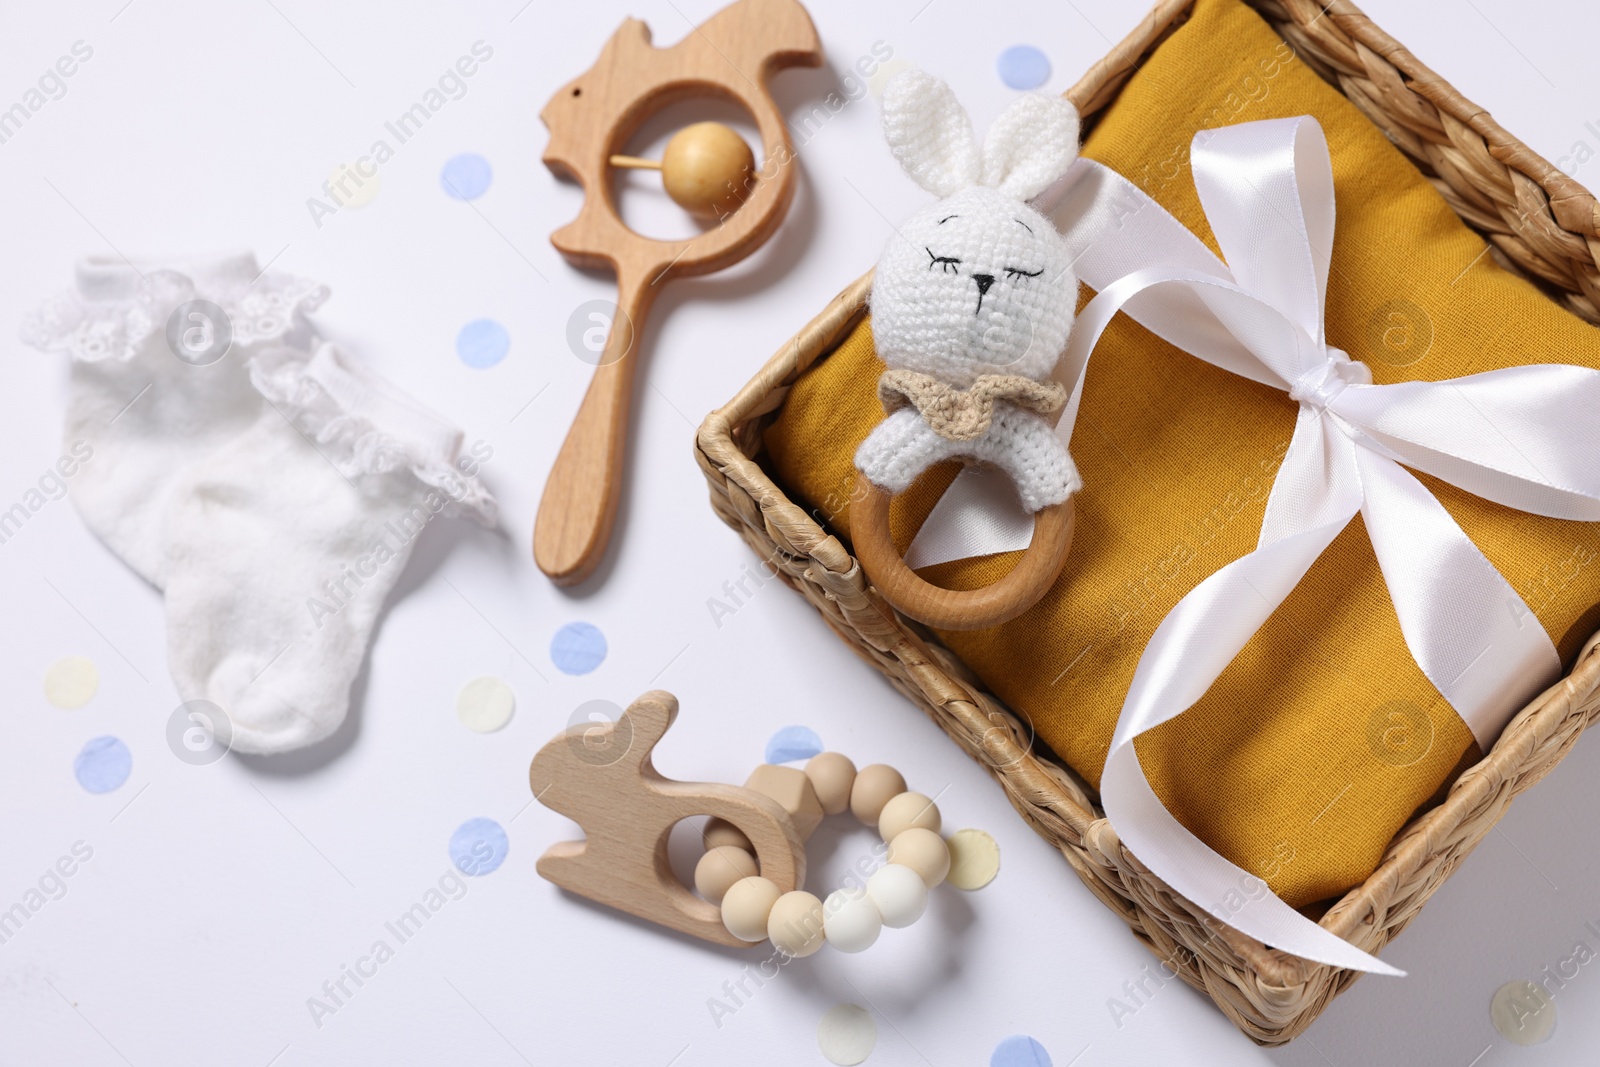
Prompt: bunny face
<box><xmin>873</xmin><ymin>186</ymin><xmax>1075</xmax><ymax>385</ymax></box>
<box><xmin>870</xmin><ymin>69</ymin><xmax>1081</xmax><ymax>388</ymax></box>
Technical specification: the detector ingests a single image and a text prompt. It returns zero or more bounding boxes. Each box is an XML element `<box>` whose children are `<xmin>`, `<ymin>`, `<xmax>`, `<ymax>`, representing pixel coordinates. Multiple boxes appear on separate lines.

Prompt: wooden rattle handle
<box><xmin>534</xmin><ymin>275</ymin><xmax>657</xmax><ymax>585</ymax></box>
<box><xmin>851</xmin><ymin>471</ymin><xmax>1074</xmax><ymax>631</ymax></box>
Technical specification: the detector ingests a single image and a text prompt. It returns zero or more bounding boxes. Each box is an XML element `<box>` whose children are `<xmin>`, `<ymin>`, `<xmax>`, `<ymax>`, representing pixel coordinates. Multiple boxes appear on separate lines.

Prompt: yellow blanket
<box><xmin>763</xmin><ymin>0</ymin><xmax>1600</xmax><ymax>907</ymax></box>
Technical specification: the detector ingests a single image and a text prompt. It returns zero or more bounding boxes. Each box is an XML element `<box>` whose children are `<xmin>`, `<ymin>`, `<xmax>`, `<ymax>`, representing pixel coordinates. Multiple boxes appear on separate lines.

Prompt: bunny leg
<box><xmin>854</xmin><ymin>407</ymin><xmax>960</xmax><ymax>493</ymax></box>
<box><xmin>974</xmin><ymin>407</ymin><xmax>1082</xmax><ymax>511</ymax></box>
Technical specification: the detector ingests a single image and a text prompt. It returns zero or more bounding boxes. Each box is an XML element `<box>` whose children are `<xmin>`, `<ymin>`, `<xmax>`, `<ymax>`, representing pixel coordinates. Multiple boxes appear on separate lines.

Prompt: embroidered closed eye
<box><xmin>1004</xmin><ymin>266</ymin><xmax>1044</xmax><ymax>281</ymax></box>
<box><xmin>926</xmin><ymin>248</ymin><xmax>961</xmax><ymax>275</ymax></box>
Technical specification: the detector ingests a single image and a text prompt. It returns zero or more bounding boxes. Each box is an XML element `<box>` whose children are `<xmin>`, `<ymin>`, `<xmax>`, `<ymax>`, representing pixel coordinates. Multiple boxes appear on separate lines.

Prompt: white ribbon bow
<box><xmin>910</xmin><ymin>116</ymin><xmax>1600</xmax><ymax>974</ymax></box>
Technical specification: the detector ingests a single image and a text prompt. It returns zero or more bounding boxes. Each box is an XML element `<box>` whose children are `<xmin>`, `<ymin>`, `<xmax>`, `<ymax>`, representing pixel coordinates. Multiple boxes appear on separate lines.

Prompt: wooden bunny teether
<box><xmin>531</xmin><ymin>692</ymin><xmax>986</xmax><ymax>956</ymax></box>
<box><xmin>529</xmin><ymin>690</ymin><xmax>807</xmax><ymax>946</ymax></box>
<box><xmin>533</xmin><ymin>0</ymin><xmax>823</xmax><ymax>586</ymax></box>
<box><xmin>853</xmin><ymin>69</ymin><xmax>1082</xmax><ymax>631</ymax></box>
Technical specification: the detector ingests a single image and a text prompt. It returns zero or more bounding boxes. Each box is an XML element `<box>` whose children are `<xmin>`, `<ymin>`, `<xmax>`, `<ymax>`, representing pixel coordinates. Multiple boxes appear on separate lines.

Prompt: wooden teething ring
<box><xmin>851</xmin><ymin>470</ymin><xmax>1074</xmax><ymax>631</ymax></box>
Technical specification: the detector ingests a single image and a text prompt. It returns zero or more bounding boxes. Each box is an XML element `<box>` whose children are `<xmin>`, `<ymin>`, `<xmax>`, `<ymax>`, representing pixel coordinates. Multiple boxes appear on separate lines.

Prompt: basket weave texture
<box><xmin>695</xmin><ymin>0</ymin><xmax>1600</xmax><ymax>1043</ymax></box>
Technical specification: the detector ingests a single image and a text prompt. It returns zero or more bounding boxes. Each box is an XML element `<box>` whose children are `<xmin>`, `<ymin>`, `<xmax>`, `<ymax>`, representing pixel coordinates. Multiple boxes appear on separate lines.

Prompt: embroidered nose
<box><xmin>970</xmin><ymin>273</ymin><xmax>996</xmax><ymax>315</ymax></box>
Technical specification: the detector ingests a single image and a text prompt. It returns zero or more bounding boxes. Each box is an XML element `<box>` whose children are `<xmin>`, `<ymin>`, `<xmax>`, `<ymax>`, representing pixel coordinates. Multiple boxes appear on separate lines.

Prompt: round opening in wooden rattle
<box><xmin>850</xmin><ymin>469</ymin><xmax>1074</xmax><ymax>631</ymax></box>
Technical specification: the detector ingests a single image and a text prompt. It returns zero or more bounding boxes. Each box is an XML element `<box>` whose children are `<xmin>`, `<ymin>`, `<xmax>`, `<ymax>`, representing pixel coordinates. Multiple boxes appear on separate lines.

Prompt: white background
<box><xmin>2</xmin><ymin>1</ymin><xmax>1599</xmax><ymax>1064</ymax></box>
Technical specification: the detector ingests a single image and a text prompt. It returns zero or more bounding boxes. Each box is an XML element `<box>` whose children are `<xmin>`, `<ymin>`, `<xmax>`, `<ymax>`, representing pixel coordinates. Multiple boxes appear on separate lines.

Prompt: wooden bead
<box><xmin>660</xmin><ymin>121</ymin><xmax>753</xmax><ymax>218</ymax></box>
<box><xmin>694</xmin><ymin>845</ymin><xmax>757</xmax><ymax>905</ymax></box>
<box><xmin>867</xmin><ymin>862</ymin><xmax>928</xmax><ymax>928</ymax></box>
<box><xmin>721</xmin><ymin>875</ymin><xmax>781</xmax><ymax>942</ymax></box>
<box><xmin>849</xmin><ymin>764</ymin><xmax>907</xmax><ymax>825</ymax></box>
<box><xmin>804</xmin><ymin>752</ymin><xmax>857</xmax><ymax>815</ymax></box>
<box><xmin>702</xmin><ymin>817</ymin><xmax>754</xmax><ymax>853</ymax></box>
<box><xmin>822</xmin><ymin>887</ymin><xmax>882</xmax><ymax>953</ymax></box>
<box><xmin>887</xmin><ymin>828</ymin><xmax>950</xmax><ymax>888</ymax></box>
<box><xmin>877</xmin><ymin>791</ymin><xmax>941</xmax><ymax>841</ymax></box>
<box><xmin>744</xmin><ymin>764</ymin><xmax>825</xmax><ymax>840</ymax></box>
<box><xmin>767</xmin><ymin>890</ymin><xmax>827</xmax><ymax>957</ymax></box>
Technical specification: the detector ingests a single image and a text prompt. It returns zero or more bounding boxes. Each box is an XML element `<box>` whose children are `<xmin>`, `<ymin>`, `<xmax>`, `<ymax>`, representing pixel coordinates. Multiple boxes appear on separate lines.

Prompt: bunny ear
<box><xmin>980</xmin><ymin>92</ymin><xmax>1080</xmax><ymax>200</ymax></box>
<box><xmin>880</xmin><ymin>69</ymin><xmax>980</xmax><ymax>196</ymax></box>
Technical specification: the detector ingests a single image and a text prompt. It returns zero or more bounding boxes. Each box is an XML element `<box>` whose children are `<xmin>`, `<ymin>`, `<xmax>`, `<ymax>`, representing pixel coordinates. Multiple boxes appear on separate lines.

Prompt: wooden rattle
<box><xmin>529</xmin><ymin>690</ymin><xmax>808</xmax><ymax>946</ymax></box>
<box><xmin>533</xmin><ymin>0</ymin><xmax>823</xmax><ymax>585</ymax></box>
<box><xmin>852</xmin><ymin>475</ymin><xmax>1075</xmax><ymax>632</ymax></box>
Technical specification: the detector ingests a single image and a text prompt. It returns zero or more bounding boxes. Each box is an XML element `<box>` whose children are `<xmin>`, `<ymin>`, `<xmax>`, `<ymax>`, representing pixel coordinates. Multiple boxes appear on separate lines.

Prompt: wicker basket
<box><xmin>695</xmin><ymin>0</ymin><xmax>1600</xmax><ymax>1044</ymax></box>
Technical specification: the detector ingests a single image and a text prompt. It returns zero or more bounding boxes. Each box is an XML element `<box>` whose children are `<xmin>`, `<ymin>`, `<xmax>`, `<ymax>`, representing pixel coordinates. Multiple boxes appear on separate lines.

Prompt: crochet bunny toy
<box><xmin>855</xmin><ymin>70</ymin><xmax>1082</xmax><ymax>512</ymax></box>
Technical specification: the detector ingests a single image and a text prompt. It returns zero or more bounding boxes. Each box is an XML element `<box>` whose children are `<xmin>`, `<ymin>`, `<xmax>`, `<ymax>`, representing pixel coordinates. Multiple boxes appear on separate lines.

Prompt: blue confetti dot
<box><xmin>440</xmin><ymin>153</ymin><xmax>493</xmax><ymax>200</ymax></box>
<box><xmin>450</xmin><ymin>817</ymin><xmax>509</xmax><ymax>876</ymax></box>
<box><xmin>765</xmin><ymin>725</ymin><xmax>823</xmax><ymax>764</ymax></box>
<box><xmin>992</xmin><ymin>1036</ymin><xmax>1052</xmax><ymax>1067</ymax></box>
<box><xmin>74</xmin><ymin>736</ymin><xmax>131</xmax><ymax>794</ymax></box>
<box><xmin>550</xmin><ymin>622</ymin><xmax>607</xmax><ymax>675</ymax></box>
<box><xmin>997</xmin><ymin>45</ymin><xmax>1051</xmax><ymax>90</ymax></box>
<box><xmin>456</xmin><ymin>319</ymin><xmax>510</xmax><ymax>369</ymax></box>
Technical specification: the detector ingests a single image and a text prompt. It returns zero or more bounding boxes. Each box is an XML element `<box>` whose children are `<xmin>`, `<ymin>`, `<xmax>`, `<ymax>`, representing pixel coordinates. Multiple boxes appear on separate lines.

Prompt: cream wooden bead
<box><xmin>694</xmin><ymin>845</ymin><xmax>757</xmax><ymax>905</ymax></box>
<box><xmin>661</xmin><ymin>121</ymin><xmax>753</xmax><ymax>218</ymax></box>
<box><xmin>877</xmin><ymin>790</ymin><xmax>941</xmax><ymax>841</ymax></box>
<box><xmin>721</xmin><ymin>876</ymin><xmax>781</xmax><ymax>942</ymax></box>
<box><xmin>767</xmin><ymin>890</ymin><xmax>827</xmax><ymax>957</ymax></box>
<box><xmin>804</xmin><ymin>752</ymin><xmax>857</xmax><ymax>816</ymax></box>
<box><xmin>866</xmin><ymin>862</ymin><xmax>928</xmax><ymax>928</ymax></box>
<box><xmin>887</xmin><ymin>828</ymin><xmax>950</xmax><ymax>888</ymax></box>
<box><xmin>822</xmin><ymin>886</ymin><xmax>882</xmax><ymax>953</ymax></box>
<box><xmin>849</xmin><ymin>763</ymin><xmax>907</xmax><ymax>825</ymax></box>
<box><xmin>703</xmin><ymin>817</ymin><xmax>754</xmax><ymax>853</ymax></box>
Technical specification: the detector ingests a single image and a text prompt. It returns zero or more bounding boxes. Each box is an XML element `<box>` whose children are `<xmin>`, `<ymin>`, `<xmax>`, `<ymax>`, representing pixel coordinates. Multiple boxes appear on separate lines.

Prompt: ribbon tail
<box><xmin>1355</xmin><ymin>450</ymin><xmax>1562</xmax><ymax>742</ymax></box>
<box><xmin>905</xmin><ymin>466</ymin><xmax>1034</xmax><ymax>569</ymax></box>
<box><xmin>1103</xmin><ymin>433</ymin><xmax>1403</xmax><ymax>974</ymax></box>
<box><xmin>1101</xmin><ymin>745</ymin><xmax>1403</xmax><ymax>975</ymax></box>
<box><xmin>1259</xmin><ymin>406</ymin><xmax>1364</xmax><ymax>544</ymax></box>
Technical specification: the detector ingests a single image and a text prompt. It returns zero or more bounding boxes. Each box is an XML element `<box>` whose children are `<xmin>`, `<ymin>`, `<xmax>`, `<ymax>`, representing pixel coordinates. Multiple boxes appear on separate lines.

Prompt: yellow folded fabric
<box><xmin>763</xmin><ymin>0</ymin><xmax>1600</xmax><ymax>908</ymax></box>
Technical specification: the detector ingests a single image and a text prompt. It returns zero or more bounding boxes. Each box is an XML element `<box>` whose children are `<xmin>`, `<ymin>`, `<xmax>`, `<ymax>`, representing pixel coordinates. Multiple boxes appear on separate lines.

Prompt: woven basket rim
<box><xmin>695</xmin><ymin>0</ymin><xmax>1600</xmax><ymax>1043</ymax></box>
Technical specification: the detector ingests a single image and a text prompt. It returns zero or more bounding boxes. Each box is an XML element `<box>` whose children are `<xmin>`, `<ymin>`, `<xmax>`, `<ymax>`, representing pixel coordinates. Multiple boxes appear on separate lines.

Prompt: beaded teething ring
<box><xmin>693</xmin><ymin>753</ymin><xmax>953</xmax><ymax>956</ymax></box>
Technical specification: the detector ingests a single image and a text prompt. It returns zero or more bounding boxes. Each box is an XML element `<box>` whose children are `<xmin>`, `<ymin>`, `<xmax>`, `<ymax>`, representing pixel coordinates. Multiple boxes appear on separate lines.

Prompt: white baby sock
<box><xmin>162</xmin><ymin>342</ymin><xmax>497</xmax><ymax>754</ymax></box>
<box><xmin>20</xmin><ymin>251</ymin><xmax>328</xmax><ymax>586</ymax></box>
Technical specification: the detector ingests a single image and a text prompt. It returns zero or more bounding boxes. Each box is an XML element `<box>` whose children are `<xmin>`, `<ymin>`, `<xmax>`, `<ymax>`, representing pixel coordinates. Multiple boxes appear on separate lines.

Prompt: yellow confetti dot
<box><xmin>945</xmin><ymin>828</ymin><xmax>1001</xmax><ymax>890</ymax></box>
<box><xmin>456</xmin><ymin>676</ymin><xmax>514</xmax><ymax>733</ymax></box>
<box><xmin>328</xmin><ymin>162</ymin><xmax>381</xmax><ymax>208</ymax></box>
<box><xmin>1491</xmin><ymin>979</ymin><xmax>1556</xmax><ymax>1045</ymax></box>
<box><xmin>44</xmin><ymin>656</ymin><xmax>99</xmax><ymax>709</ymax></box>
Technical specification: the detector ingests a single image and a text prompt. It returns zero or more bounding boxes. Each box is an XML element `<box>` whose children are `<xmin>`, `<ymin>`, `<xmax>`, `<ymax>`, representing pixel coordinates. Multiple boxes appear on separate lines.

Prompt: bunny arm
<box><xmin>855</xmin><ymin>405</ymin><xmax>1082</xmax><ymax>513</ymax></box>
<box><xmin>855</xmin><ymin>407</ymin><xmax>961</xmax><ymax>495</ymax></box>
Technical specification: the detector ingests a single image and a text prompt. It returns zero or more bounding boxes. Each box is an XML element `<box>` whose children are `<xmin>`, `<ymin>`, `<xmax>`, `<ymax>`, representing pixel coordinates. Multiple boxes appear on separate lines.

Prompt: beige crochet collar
<box><xmin>877</xmin><ymin>368</ymin><xmax>1067</xmax><ymax>442</ymax></box>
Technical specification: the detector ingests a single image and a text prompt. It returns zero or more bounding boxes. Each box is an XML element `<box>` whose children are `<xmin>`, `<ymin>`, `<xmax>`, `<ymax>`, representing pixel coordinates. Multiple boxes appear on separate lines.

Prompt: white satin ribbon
<box><xmin>908</xmin><ymin>116</ymin><xmax>1600</xmax><ymax>974</ymax></box>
